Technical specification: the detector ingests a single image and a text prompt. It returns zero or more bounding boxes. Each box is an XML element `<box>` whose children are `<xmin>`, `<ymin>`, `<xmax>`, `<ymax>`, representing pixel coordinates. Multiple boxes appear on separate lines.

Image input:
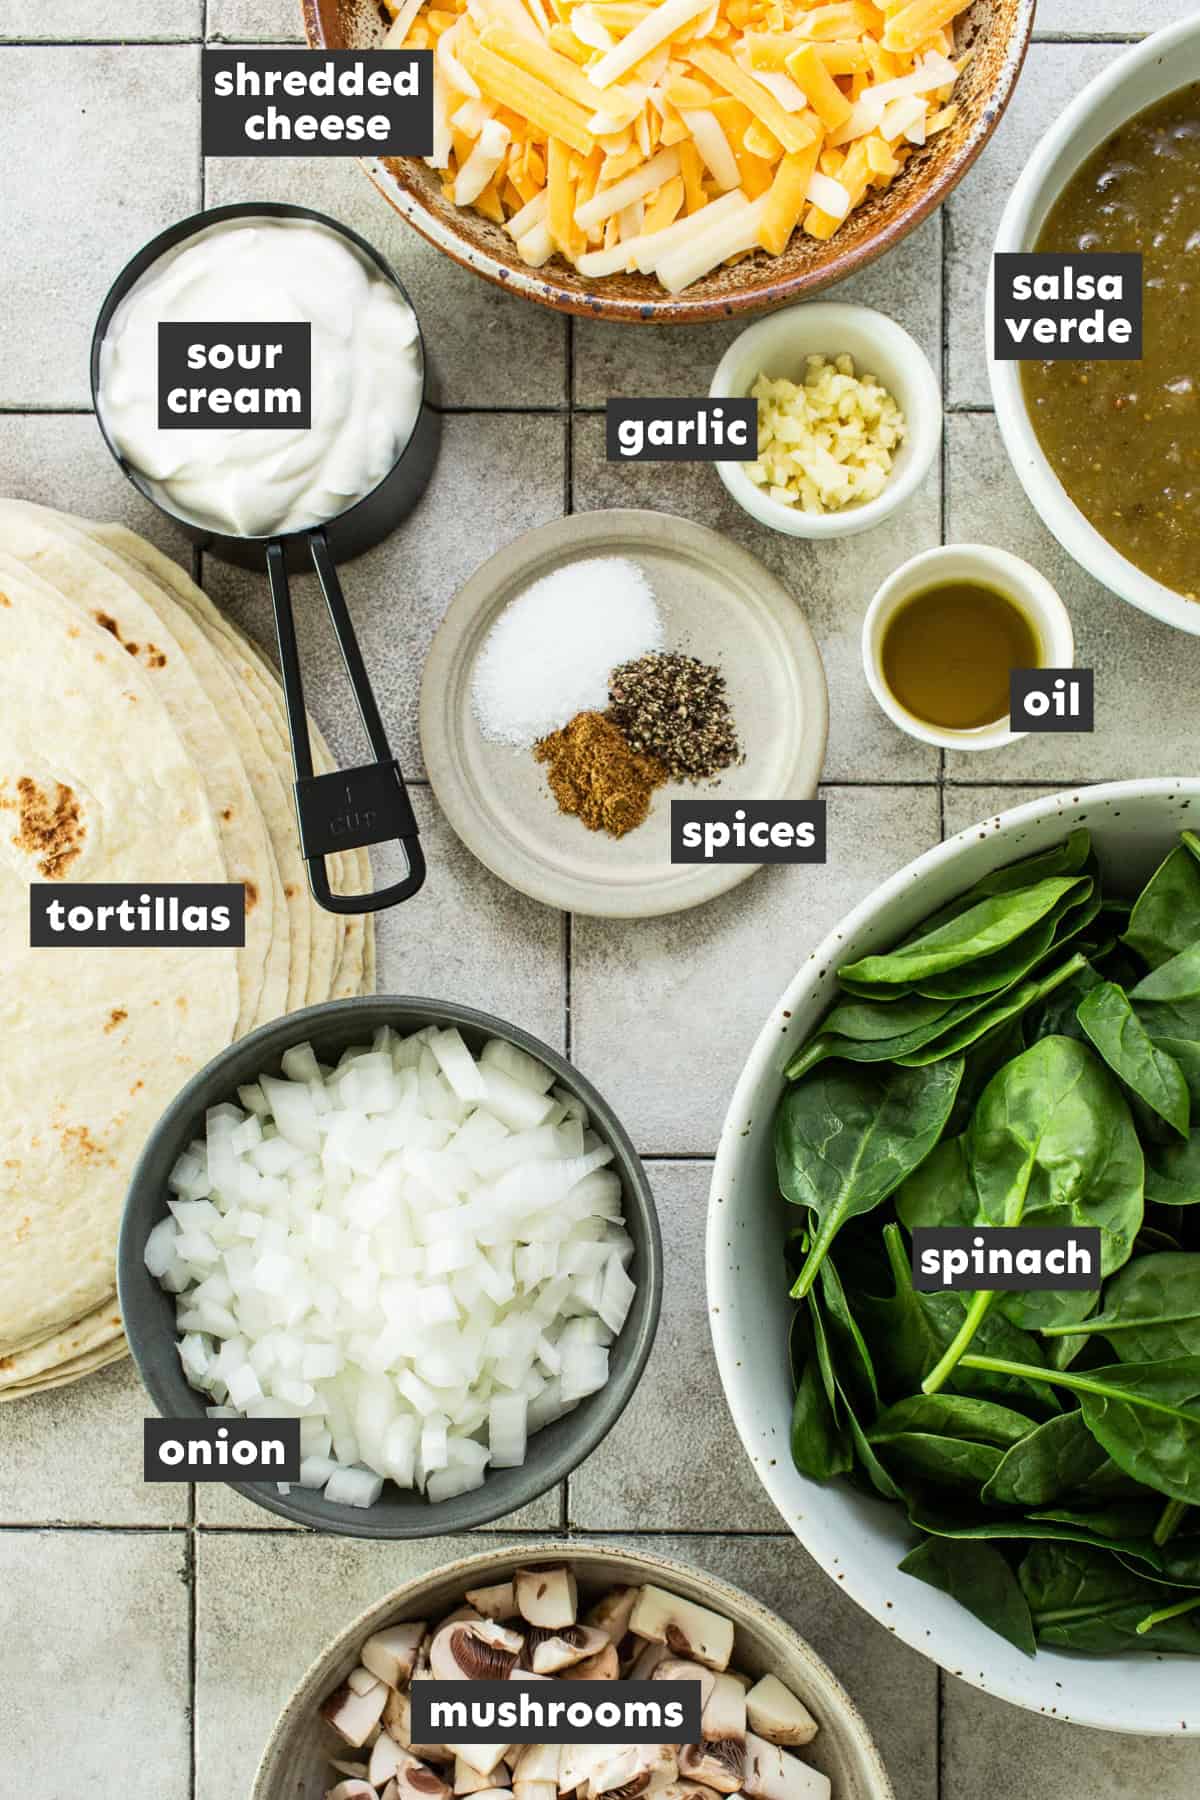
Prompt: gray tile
<box><xmin>942</xmin><ymin>1680</ymin><xmax>1200</xmax><ymax>1798</ymax></box>
<box><xmin>570</xmin><ymin>1161</ymin><xmax>779</xmax><ymax>1532</ymax></box>
<box><xmin>572</xmin><ymin>784</ymin><xmax>941</xmax><ymax>1156</ymax></box>
<box><xmin>373</xmin><ymin>788</ymin><xmax>566</xmax><ymax>1047</ymax></box>
<box><xmin>195</xmin><ymin>1532</ymin><xmax>521</xmax><ymax>1800</ymax></box>
<box><xmin>571</xmin><ymin>414</ymin><xmax>941</xmax><ymax>785</ymax></box>
<box><xmin>0</xmin><ymin>1531</ymin><xmax>190</xmax><ymax>1790</ymax></box>
<box><xmin>207</xmin><ymin>0</ymin><xmax>306</xmax><ymax>38</ymax></box>
<box><xmin>0</xmin><ymin>0</ymin><xmax>201</xmax><ymax>33</ymax></box>
<box><xmin>204</xmin><ymin>159</ymin><xmax>568</xmax><ymax>409</ymax></box>
<box><xmin>1035</xmin><ymin>0</ymin><xmax>1194</xmax><ymax>34</ymax></box>
<box><xmin>0</xmin><ymin>1358</ymin><xmax>187</xmax><ymax>1526</ymax></box>
<box><xmin>573</xmin><ymin>214</ymin><xmax>941</xmax><ymax>408</ymax></box>
<box><xmin>200</xmin><ymin>411</ymin><xmax>566</xmax><ymax>777</ymax></box>
<box><xmin>945</xmin><ymin>42</ymin><xmax>1121</xmax><ymax>407</ymax></box>
<box><xmin>626</xmin><ymin>1534</ymin><xmax>938</xmax><ymax>1800</ymax></box>
<box><xmin>0</xmin><ymin>412</ymin><xmax>196</xmax><ymax>561</ymax></box>
<box><xmin>942</xmin><ymin>782</ymin><xmax>1059</xmax><ymax>838</ymax></box>
<box><xmin>943</xmin><ymin>411</ymin><xmax>1200</xmax><ymax>783</ymax></box>
<box><xmin>0</xmin><ymin>47</ymin><xmax>201</xmax><ymax>408</ymax></box>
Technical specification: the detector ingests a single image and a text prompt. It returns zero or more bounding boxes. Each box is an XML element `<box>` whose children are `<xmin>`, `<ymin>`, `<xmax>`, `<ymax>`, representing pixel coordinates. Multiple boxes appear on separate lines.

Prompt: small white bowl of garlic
<box><xmin>710</xmin><ymin>302</ymin><xmax>941</xmax><ymax>539</ymax></box>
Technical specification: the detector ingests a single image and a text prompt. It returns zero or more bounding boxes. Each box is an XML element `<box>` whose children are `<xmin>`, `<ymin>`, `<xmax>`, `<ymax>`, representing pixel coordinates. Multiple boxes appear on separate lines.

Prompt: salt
<box><xmin>472</xmin><ymin>555</ymin><xmax>664</xmax><ymax>747</ymax></box>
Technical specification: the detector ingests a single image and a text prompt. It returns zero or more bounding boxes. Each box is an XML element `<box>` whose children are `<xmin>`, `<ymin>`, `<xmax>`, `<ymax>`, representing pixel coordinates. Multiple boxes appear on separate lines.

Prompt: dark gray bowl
<box><xmin>118</xmin><ymin>996</ymin><xmax>662</xmax><ymax>1536</ymax></box>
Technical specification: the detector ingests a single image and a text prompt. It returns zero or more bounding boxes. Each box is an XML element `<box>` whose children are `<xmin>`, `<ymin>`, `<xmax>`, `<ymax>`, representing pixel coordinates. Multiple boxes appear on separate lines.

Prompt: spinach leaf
<box><xmin>776</xmin><ymin>1057</ymin><xmax>962</xmax><ymax>1300</ymax></box>
<box><xmin>869</xmin><ymin>1392</ymin><xmax>1035</xmax><ymax>1449</ymax></box>
<box><xmin>1019</xmin><ymin>1542</ymin><xmax>1200</xmax><ymax>1653</ymax></box>
<box><xmin>1039</xmin><ymin>1254</ymin><xmax>1200</xmax><ymax>1361</ymax></box>
<box><xmin>898</xmin><ymin>1537</ymin><xmax>1036</xmax><ymax>1656</ymax></box>
<box><xmin>1077</xmin><ymin>981</ymin><xmax>1190</xmax><ymax>1138</ymax></box>
<box><xmin>910</xmin><ymin>884</ymin><xmax>1097</xmax><ymax>1001</ymax></box>
<box><xmin>916</xmin><ymin>829</ymin><xmax>1092</xmax><ymax>937</ymax></box>
<box><xmin>1146</xmin><ymin>1130</ymin><xmax>1200</xmax><ymax>1207</ymax></box>
<box><xmin>789</xmin><ymin>1312</ymin><xmax>853</xmax><ymax>1483</ymax></box>
<box><xmin>817</xmin><ymin>1256</ymin><xmax>879</xmax><ymax>1414</ymax></box>
<box><xmin>1123</xmin><ymin>844</ymin><xmax>1200</xmax><ymax>970</ymax></box>
<box><xmin>1023</xmin><ymin>959</ymin><xmax>1103</xmax><ymax>1046</ymax></box>
<box><xmin>838</xmin><ymin>876</ymin><xmax>1090</xmax><ymax>992</ymax></box>
<box><xmin>870</xmin><ymin>1430</ymin><xmax>1005</xmax><ymax>1494</ymax></box>
<box><xmin>786</xmin><ymin>990</ymin><xmax>990</xmax><ymax>1078</ymax></box>
<box><xmin>895</xmin><ymin>955</ymin><xmax>1089</xmax><ymax>1064</ymax></box>
<box><xmin>808</xmin><ymin>1285</ymin><xmax>901</xmax><ymax>1501</ymax></box>
<box><xmin>1132</xmin><ymin>943</ymin><xmax>1200</xmax><ymax>1004</ymax></box>
<box><xmin>1032</xmin><ymin>1502</ymin><xmax>1162</xmax><ymax>1543</ymax></box>
<box><xmin>922</xmin><ymin>1037</ymin><xmax>1144</xmax><ymax>1391</ymax></box>
<box><xmin>981</xmin><ymin>1409</ymin><xmax>1117</xmax><ymax>1508</ymax></box>
<box><xmin>959</xmin><ymin>1353</ymin><xmax>1200</xmax><ymax>1507</ymax></box>
<box><xmin>907</xmin><ymin>1503</ymin><xmax>1165</xmax><ymax>1569</ymax></box>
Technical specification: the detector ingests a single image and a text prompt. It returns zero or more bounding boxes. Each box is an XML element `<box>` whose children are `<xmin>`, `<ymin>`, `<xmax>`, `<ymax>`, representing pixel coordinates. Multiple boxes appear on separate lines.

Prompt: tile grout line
<box><xmin>563</xmin><ymin>309</ymin><xmax>576</xmax><ymax>1535</ymax></box>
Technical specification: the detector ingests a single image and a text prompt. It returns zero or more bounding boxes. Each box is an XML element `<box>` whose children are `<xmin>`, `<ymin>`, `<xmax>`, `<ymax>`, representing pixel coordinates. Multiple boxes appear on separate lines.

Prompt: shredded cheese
<box><xmin>389</xmin><ymin>0</ymin><xmax>974</xmax><ymax>291</ymax></box>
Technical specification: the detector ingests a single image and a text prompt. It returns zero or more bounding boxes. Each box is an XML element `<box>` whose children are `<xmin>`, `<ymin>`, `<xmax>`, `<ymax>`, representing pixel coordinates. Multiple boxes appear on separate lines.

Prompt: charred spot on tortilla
<box><xmin>94</xmin><ymin>610</ymin><xmax>120</xmax><ymax>637</ymax></box>
<box><xmin>245</xmin><ymin>879</ymin><xmax>258</xmax><ymax>911</ymax></box>
<box><xmin>13</xmin><ymin>776</ymin><xmax>85</xmax><ymax>878</ymax></box>
<box><xmin>59</xmin><ymin>1123</ymin><xmax>104</xmax><ymax>1164</ymax></box>
<box><xmin>0</xmin><ymin>591</ymin><xmax>9</xmax><ymax>606</ymax></box>
<box><xmin>104</xmin><ymin>1008</ymin><xmax>127</xmax><ymax>1034</ymax></box>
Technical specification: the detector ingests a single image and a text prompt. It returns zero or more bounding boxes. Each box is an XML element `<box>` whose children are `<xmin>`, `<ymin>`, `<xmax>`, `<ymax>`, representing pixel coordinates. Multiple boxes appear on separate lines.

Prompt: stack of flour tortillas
<box><xmin>0</xmin><ymin>498</ymin><xmax>375</xmax><ymax>1400</ymax></box>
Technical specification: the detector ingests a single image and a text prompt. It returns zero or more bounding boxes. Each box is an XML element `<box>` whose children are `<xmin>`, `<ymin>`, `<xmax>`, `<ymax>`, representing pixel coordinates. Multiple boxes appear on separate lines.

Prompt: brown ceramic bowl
<box><xmin>302</xmin><ymin>0</ymin><xmax>1033</xmax><ymax>323</ymax></box>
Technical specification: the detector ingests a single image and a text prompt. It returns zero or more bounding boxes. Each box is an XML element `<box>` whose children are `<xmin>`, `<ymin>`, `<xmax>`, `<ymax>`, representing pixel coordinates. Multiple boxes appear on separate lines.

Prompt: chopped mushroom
<box><xmin>652</xmin><ymin>1658</ymin><xmax>717</xmax><ymax>1708</ymax></box>
<box><xmin>449</xmin><ymin>1744</ymin><xmax>514</xmax><ymax>1780</ymax></box>
<box><xmin>744</xmin><ymin>1678</ymin><xmax>818</xmax><ymax>1749</ymax></box>
<box><xmin>466</xmin><ymin>1581</ymin><xmax>520</xmax><ymax>1621</ymax></box>
<box><xmin>585</xmin><ymin>1586</ymin><xmax>639</xmax><ymax>1645</ymax></box>
<box><xmin>743</xmin><ymin>1735</ymin><xmax>830</xmax><ymax>1800</ymax></box>
<box><xmin>322</xmin><ymin>1677</ymin><xmax>390</xmax><ymax>1747</ymax></box>
<box><xmin>347</xmin><ymin>1666</ymin><xmax>383</xmax><ymax>1697</ymax></box>
<box><xmin>371</xmin><ymin>1736</ymin><xmax>410</xmax><ymax>1788</ymax></box>
<box><xmin>364</xmin><ymin>1624</ymin><xmax>429</xmax><ymax>1691</ymax></box>
<box><xmin>458</xmin><ymin>1758</ymin><xmax>509</xmax><ymax>1795</ymax></box>
<box><xmin>328</xmin><ymin>1783</ymin><xmax>378</xmax><ymax>1800</ymax></box>
<box><xmin>627</xmin><ymin>1640</ymin><xmax>670</xmax><ymax>1681</ymax></box>
<box><xmin>391</xmin><ymin>1752</ymin><xmax>454</xmax><ymax>1800</ymax></box>
<box><xmin>429</xmin><ymin>1620</ymin><xmax>524</xmax><ymax>1681</ymax></box>
<box><xmin>530</xmin><ymin>1624</ymin><xmax>610</xmax><ymax>1674</ymax></box>
<box><xmin>628</xmin><ymin>1589</ymin><xmax>734</xmax><ymax>1673</ymax></box>
<box><xmin>515</xmin><ymin>1566</ymin><xmax>579</xmax><ymax>1630</ymax></box>
<box><xmin>563</xmin><ymin>1642</ymin><xmax>620</xmax><ymax>1681</ymax></box>
<box><xmin>679</xmin><ymin>1675</ymin><xmax>747</xmax><ymax>1795</ymax></box>
<box><xmin>589</xmin><ymin>1745</ymin><xmax>677</xmax><ymax>1800</ymax></box>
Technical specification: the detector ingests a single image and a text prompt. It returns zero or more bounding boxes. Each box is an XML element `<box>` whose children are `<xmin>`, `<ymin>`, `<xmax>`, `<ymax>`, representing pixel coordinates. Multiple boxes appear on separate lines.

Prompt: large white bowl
<box><xmin>989</xmin><ymin>17</ymin><xmax>1200</xmax><ymax>635</ymax></box>
<box><xmin>708</xmin><ymin>778</ymin><xmax>1200</xmax><ymax>1734</ymax></box>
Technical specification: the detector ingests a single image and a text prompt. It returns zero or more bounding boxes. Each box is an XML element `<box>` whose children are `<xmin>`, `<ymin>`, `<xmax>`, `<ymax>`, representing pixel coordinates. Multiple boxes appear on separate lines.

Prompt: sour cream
<box><xmin>97</xmin><ymin>217</ymin><xmax>423</xmax><ymax>538</ymax></box>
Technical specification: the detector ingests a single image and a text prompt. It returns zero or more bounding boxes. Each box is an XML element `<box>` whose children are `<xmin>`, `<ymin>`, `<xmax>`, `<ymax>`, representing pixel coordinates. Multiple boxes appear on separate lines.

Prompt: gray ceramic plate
<box><xmin>117</xmin><ymin>996</ymin><xmax>662</xmax><ymax>1537</ymax></box>
<box><xmin>420</xmin><ymin>509</ymin><xmax>829</xmax><ymax>918</ymax></box>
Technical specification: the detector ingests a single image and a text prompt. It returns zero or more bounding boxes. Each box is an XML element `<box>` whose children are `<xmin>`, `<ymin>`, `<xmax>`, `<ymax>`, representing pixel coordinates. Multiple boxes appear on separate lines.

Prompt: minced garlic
<box><xmin>745</xmin><ymin>352</ymin><xmax>906</xmax><ymax>514</ymax></box>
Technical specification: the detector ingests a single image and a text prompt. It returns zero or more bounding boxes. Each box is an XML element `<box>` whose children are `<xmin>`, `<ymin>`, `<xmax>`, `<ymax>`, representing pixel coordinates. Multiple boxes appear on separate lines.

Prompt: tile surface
<box><xmin>0</xmin><ymin>412</ymin><xmax>195</xmax><ymax>559</ymax></box>
<box><xmin>0</xmin><ymin>1531</ymin><xmax>190</xmax><ymax>1795</ymax></box>
<box><xmin>0</xmin><ymin>1360</ymin><xmax>186</xmax><ymax>1526</ymax></box>
<box><xmin>0</xmin><ymin>1</ymin><xmax>202</xmax><ymax>33</ymax></box>
<box><xmin>1036</xmin><ymin>0</ymin><xmax>1196</xmax><ymax>34</ymax></box>
<box><xmin>569</xmin><ymin>1161</ymin><xmax>779</xmax><ymax>1531</ymax></box>
<box><xmin>207</xmin><ymin>0</ymin><xmax>307</xmax><ymax>38</ymax></box>
<box><xmin>0</xmin><ymin>46</ymin><xmax>201</xmax><ymax>409</ymax></box>
<box><xmin>571</xmin><ymin>785</ymin><xmax>942</xmax><ymax>1154</ymax></box>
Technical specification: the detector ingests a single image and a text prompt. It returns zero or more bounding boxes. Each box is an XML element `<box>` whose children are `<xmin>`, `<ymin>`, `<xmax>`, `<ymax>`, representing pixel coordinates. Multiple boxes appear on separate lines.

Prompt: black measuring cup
<box><xmin>90</xmin><ymin>201</ymin><xmax>439</xmax><ymax>914</ymax></box>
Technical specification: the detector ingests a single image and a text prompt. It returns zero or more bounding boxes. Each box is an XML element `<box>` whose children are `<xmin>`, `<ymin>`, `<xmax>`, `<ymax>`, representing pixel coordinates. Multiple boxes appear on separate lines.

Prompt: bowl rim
<box><xmin>708</xmin><ymin>302</ymin><xmax>942</xmax><ymax>538</ymax></box>
<box><xmin>117</xmin><ymin>994</ymin><xmax>663</xmax><ymax>1537</ymax></box>
<box><xmin>706</xmin><ymin>776</ymin><xmax>1200</xmax><ymax>1732</ymax></box>
<box><xmin>250</xmin><ymin>1537</ymin><xmax>897</xmax><ymax>1800</ymax></box>
<box><xmin>303</xmin><ymin>0</ymin><xmax>1036</xmax><ymax>324</ymax></box>
<box><xmin>988</xmin><ymin>15</ymin><xmax>1200</xmax><ymax>634</ymax></box>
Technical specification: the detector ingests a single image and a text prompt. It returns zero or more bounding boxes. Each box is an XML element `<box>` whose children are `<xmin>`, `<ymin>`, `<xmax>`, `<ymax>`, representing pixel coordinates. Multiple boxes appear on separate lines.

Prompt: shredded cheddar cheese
<box><xmin>380</xmin><ymin>0</ymin><xmax>972</xmax><ymax>292</ymax></box>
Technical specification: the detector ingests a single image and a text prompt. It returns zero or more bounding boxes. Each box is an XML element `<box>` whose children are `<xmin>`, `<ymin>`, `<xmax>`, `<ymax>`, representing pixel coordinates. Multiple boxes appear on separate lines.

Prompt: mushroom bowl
<box><xmin>250</xmin><ymin>1541</ymin><xmax>895</xmax><ymax>1800</ymax></box>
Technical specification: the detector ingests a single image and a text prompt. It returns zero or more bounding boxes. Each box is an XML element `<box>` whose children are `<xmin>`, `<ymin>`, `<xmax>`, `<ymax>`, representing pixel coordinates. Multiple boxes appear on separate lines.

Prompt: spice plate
<box><xmin>420</xmin><ymin>509</ymin><xmax>828</xmax><ymax>918</ymax></box>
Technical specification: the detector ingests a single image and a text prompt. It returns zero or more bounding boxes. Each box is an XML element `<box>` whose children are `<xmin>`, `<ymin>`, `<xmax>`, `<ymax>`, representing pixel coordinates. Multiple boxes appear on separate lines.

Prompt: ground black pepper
<box><xmin>607</xmin><ymin>652</ymin><xmax>742</xmax><ymax>783</ymax></box>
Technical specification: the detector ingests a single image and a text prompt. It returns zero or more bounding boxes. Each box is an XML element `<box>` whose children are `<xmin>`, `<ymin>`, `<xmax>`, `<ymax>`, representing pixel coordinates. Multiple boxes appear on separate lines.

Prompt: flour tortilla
<box><xmin>0</xmin><ymin>1296</ymin><xmax>123</xmax><ymax>1389</ymax></box>
<box><xmin>0</xmin><ymin>502</ymin><xmax>288</xmax><ymax>1034</ymax></box>
<box><xmin>0</xmin><ymin>1337</ymin><xmax>128</xmax><ymax>1400</ymax></box>
<box><xmin>0</xmin><ymin>553</ymin><xmax>239</xmax><ymax>1350</ymax></box>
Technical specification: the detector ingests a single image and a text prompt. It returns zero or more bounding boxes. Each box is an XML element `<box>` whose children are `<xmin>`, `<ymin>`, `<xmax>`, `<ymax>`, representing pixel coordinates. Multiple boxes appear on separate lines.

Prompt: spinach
<box><xmin>959</xmin><ymin>1354</ymin><xmax>1200</xmax><ymax>1508</ymax></box>
<box><xmin>1077</xmin><ymin>981</ymin><xmax>1190</xmax><ymax>1137</ymax></box>
<box><xmin>1123</xmin><ymin>845</ymin><xmax>1200</xmax><ymax>970</ymax></box>
<box><xmin>837</xmin><ymin>876</ymin><xmax>1090</xmax><ymax>992</ymax></box>
<box><xmin>921</xmin><ymin>1037</ymin><xmax>1144</xmax><ymax>1390</ymax></box>
<box><xmin>776</xmin><ymin>1057</ymin><xmax>962</xmax><ymax>1299</ymax></box>
<box><xmin>772</xmin><ymin>828</ymin><xmax>1200</xmax><ymax>1655</ymax></box>
<box><xmin>981</xmin><ymin>1409</ymin><xmax>1118</xmax><ymax>1508</ymax></box>
<box><xmin>898</xmin><ymin>1537</ymin><xmax>1036</xmax><ymax>1656</ymax></box>
<box><xmin>1039</xmin><ymin>1254</ymin><xmax>1200</xmax><ymax>1361</ymax></box>
<box><xmin>1019</xmin><ymin>1542</ymin><xmax>1200</xmax><ymax>1653</ymax></box>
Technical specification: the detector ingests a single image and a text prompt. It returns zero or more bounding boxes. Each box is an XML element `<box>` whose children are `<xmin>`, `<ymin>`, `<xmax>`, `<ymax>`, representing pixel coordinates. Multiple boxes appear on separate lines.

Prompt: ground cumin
<box><xmin>534</xmin><ymin>710</ymin><xmax>666</xmax><ymax>838</ymax></box>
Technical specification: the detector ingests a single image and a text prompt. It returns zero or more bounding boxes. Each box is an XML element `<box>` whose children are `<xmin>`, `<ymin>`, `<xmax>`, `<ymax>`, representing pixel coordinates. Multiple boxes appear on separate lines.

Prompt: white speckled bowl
<box><xmin>709</xmin><ymin>779</ymin><xmax>1200</xmax><ymax>1734</ymax></box>
<box><xmin>250</xmin><ymin>1542</ymin><xmax>895</xmax><ymax>1800</ymax></box>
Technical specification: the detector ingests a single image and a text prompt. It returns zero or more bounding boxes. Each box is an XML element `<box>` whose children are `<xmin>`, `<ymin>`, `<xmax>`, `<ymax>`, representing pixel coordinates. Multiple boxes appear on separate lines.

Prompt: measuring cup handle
<box><xmin>265</xmin><ymin>535</ymin><xmax>426</xmax><ymax>914</ymax></box>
